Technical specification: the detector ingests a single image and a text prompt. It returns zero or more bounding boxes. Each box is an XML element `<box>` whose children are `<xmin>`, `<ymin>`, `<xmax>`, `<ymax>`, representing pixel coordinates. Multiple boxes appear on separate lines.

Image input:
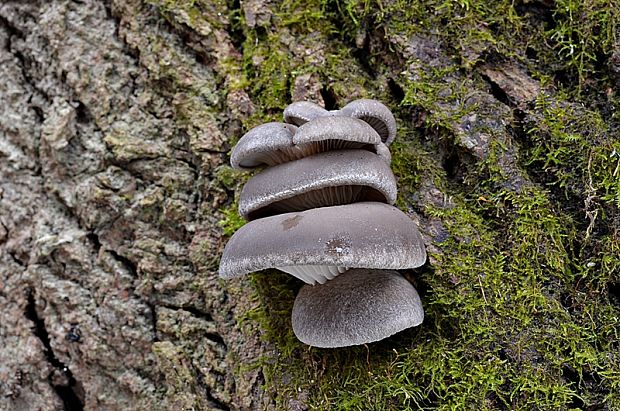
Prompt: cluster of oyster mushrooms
<box><xmin>219</xmin><ymin>99</ymin><xmax>427</xmax><ymax>348</ymax></box>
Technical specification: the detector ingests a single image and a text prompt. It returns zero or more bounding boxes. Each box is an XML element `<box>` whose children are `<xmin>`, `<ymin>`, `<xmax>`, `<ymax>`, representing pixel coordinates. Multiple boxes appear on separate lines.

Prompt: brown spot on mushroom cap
<box><xmin>238</xmin><ymin>150</ymin><xmax>397</xmax><ymax>220</ymax></box>
<box><xmin>283</xmin><ymin>101</ymin><xmax>330</xmax><ymax>126</ymax></box>
<box><xmin>218</xmin><ymin>202</ymin><xmax>427</xmax><ymax>284</ymax></box>
<box><xmin>291</xmin><ymin>268</ymin><xmax>424</xmax><ymax>348</ymax></box>
<box><xmin>340</xmin><ymin>99</ymin><xmax>397</xmax><ymax>145</ymax></box>
<box><xmin>281</xmin><ymin>214</ymin><xmax>302</xmax><ymax>230</ymax></box>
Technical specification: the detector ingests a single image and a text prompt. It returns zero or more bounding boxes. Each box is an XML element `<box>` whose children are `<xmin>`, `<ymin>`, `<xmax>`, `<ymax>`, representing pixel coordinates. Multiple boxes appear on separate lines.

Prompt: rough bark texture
<box><xmin>1</xmin><ymin>1</ymin><xmax>263</xmax><ymax>409</ymax></box>
<box><xmin>1</xmin><ymin>0</ymin><xmax>619</xmax><ymax>410</ymax></box>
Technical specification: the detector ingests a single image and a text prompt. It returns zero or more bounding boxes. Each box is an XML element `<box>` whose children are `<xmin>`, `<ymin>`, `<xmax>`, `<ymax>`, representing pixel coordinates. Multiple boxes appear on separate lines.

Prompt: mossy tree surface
<box><xmin>1</xmin><ymin>0</ymin><xmax>619</xmax><ymax>410</ymax></box>
<box><xmin>222</xmin><ymin>0</ymin><xmax>620</xmax><ymax>409</ymax></box>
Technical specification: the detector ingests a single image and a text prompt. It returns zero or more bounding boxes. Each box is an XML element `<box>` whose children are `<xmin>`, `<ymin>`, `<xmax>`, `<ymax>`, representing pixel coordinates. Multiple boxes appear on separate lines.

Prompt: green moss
<box><xmin>213</xmin><ymin>165</ymin><xmax>249</xmax><ymax>237</ymax></box>
<box><xmin>526</xmin><ymin>91</ymin><xmax>620</xmax><ymax>208</ymax></box>
<box><xmin>390</xmin><ymin>138</ymin><xmax>429</xmax><ymax>209</ymax></box>
<box><xmin>187</xmin><ymin>0</ymin><xmax>620</xmax><ymax>408</ymax></box>
<box><xmin>244</xmin><ymin>36</ymin><xmax>292</xmax><ymax>111</ymax></box>
<box><xmin>546</xmin><ymin>0</ymin><xmax>620</xmax><ymax>84</ymax></box>
<box><xmin>214</xmin><ymin>165</ymin><xmax>246</xmax><ymax>190</ymax></box>
<box><xmin>217</xmin><ymin>202</ymin><xmax>246</xmax><ymax>236</ymax></box>
<box><xmin>338</xmin><ymin>0</ymin><xmax>523</xmax><ymax>65</ymax></box>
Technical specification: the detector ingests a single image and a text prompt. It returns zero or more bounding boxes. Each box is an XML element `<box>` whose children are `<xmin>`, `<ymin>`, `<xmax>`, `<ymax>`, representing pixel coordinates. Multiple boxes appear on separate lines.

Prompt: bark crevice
<box><xmin>25</xmin><ymin>289</ymin><xmax>85</xmax><ymax>411</ymax></box>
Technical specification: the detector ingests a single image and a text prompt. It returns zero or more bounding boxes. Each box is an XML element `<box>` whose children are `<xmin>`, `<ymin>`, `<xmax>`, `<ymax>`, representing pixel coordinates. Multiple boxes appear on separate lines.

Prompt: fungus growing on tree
<box><xmin>291</xmin><ymin>268</ymin><xmax>424</xmax><ymax>348</ymax></box>
<box><xmin>231</xmin><ymin>116</ymin><xmax>389</xmax><ymax>169</ymax></box>
<box><xmin>283</xmin><ymin>100</ymin><xmax>331</xmax><ymax>126</ymax></box>
<box><xmin>340</xmin><ymin>99</ymin><xmax>397</xmax><ymax>145</ymax></box>
<box><xmin>237</xmin><ymin>150</ymin><xmax>397</xmax><ymax>220</ymax></box>
<box><xmin>219</xmin><ymin>202</ymin><xmax>426</xmax><ymax>284</ymax></box>
<box><xmin>219</xmin><ymin>99</ymin><xmax>427</xmax><ymax>347</ymax></box>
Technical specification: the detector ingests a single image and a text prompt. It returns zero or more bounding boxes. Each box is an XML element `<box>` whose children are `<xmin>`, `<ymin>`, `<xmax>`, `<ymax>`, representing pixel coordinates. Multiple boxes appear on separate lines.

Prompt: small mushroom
<box><xmin>293</xmin><ymin>116</ymin><xmax>389</xmax><ymax>162</ymax></box>
<box><xmin>238</xmin><ymin>149</ymin><xmax>397</xmax><ymax>220</ymax></box>
<box><xmin>230</xmin><ymin>116</ymin><xmax>390</xmax><ymax>170</ymax></box>
<box><xmin>283</xmin><ymin>101</ymin><xmax>330</xmax><ymax>126</ymax></box>
<box><xmin>291</xmin><ymin>268</ymin><xmax>424</xmax><ymax>348</ymax></box>
<box><xmin>219</xmin><ymin>202</ymin><xmax>427</xmax><ymax>285</ymax></box>
<box><xmin>375</xmin><ymin>141</ymin><xmax>391</xmax><ymax>164</ymax></box>
<box><xmin>340</xmin><ymin>99</ymin><xmax>397</xmax><ymax>145</ymax></box>
<box><xmin>230</xmin><ymin>122</ymin><xmax>299</xmax><ymax>169</ymax></box>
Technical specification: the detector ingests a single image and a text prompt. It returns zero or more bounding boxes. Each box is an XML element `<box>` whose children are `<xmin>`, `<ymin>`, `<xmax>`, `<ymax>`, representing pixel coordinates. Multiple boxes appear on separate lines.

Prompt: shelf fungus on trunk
<box><xmin>218</xmin><ymin>99</ymin><xmax>427</xmax><ymax>347</ymax></box>
<box><xmin>292</xmin><ymin>268</ymin><xmax>424</xmax><ymax>348</ymax></box>
<box><xmin>230</xmin><ymin>116</ymin><xmax>390</xmax><ymax>169</ymax></box>
<box><xmin>219</xmin><ymin>202</ymin><xmax>426</xmax><ymax>284</ymax></box>
<box><xmin>238</xmin><ymin>150</ymin><xmax>397</xmax><ymax>220</ymax></box>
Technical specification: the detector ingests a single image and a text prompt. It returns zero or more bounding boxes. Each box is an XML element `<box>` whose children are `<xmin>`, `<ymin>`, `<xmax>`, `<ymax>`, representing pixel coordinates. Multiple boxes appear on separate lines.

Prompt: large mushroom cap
<box><xmin>230</xmin><ymin>122</ymin><xmax>298</xmax><ymax>169</ymax></box>
<box><xmin>292</xmin><ymin>268</ymin><xmax>424</xmax><ymax>348</ymax></box>
<box><xmin>283</xmin><ymin>101</ymin><xmax>330</xmax><ymax>126</ymax></box>
<box><xmin>238</xmin><ymin>150</ymin><xmax>397</xmax><ymax>220</ymax></box>
<box><xmin>219</xmin><ymin>202</ymin><xmax>427</xmax><ymax>284</ymax></box>
<box><xmin>340</xmin><ymin>99</ymin><xmax>397</xmax><ymax>145</ymax></box>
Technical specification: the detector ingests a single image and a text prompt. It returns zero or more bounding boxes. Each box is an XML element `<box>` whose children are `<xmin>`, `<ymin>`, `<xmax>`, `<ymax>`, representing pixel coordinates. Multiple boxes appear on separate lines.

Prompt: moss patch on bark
<box><xmin>156</xmin><ymin>0</ymin><xmax>620</xmax><ymax>409</ymax></box>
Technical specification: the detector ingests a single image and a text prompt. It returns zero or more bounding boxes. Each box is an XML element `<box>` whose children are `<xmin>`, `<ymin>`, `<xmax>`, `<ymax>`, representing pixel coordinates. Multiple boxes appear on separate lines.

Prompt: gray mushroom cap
<box><xmin>340</xmin><ymin>99</ymin><xmax>397</xmax><ymax>145</ymax></box>
<box><xmin>293</xmin><ymin>115</ymin><xmax>383</xmax><ymax>153</ymax></box>
<box><xmin>230</xmin><ymin>116</ymin><xmax>391</xmax><ymax>170</ymax></box>
<box><xmin>218</xmin><ymin>202</ymin><xmax>427</xmax><ymax>285</ymax></box>
<box><xmin>283</xmin><ymin>101</ymin><xmax>330</xmax><ymax>126</ymax></box>
<box><xmin>238</xmin><ymin>150</ymin><xmax>397</xmax><ymax>220</ymax></box>
<box><xmin>375</xmin><ymin>142</ymin><xmax>392</xmax><ymax>164</ymax></box>
<box><xmin>291</xmin><ymin>268</ymin><xmax>424</xmax><ymax>348</ymax></box>
<box><xmin>230</xmin><ymin>122</ymin><xmax>299</xmax><ymax>169</ymax></box>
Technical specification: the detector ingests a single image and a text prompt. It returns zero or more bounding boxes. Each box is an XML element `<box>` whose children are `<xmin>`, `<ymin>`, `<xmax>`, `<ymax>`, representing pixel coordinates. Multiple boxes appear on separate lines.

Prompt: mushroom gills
<box><xmin>314</xmin><ymin>139</ymin><xmax>375</xmax><ymax>153</ymax></box>
<box><xmin>239</xmin><ymin>145</ymin><xmax>310</xmax><ymax>168</ymax></box>
<box><xmin>358</xmin><ymin>115</ymin><xmax>389</xmax><ymax>142</ymax></box>
<box><xmin>339</xmin><ymin>99</ymin><xmax>397</xmax><ymax>145</ymax></box>
<box><xmin>276</xmin><ymin>265</ymin><xmax>348</xmax><ymax>285</ymax></box>
<box><xmin>239</xmin><ymin>141</ymin><xmax>376</xmax><ymax>168</ymax></box>
<box><xmin>250</xmin><ymin>185</ymin><xmax>390</xmax><ymax>219</ymax></box>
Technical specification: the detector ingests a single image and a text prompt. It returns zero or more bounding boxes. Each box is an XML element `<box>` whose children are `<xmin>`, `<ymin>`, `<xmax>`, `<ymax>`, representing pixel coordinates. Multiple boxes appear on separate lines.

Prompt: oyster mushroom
<box><xmin>293</xmin><ymin>116</ymin><xmax>390</xmax><ymax>163</ymax></box>
<box><xmin>282</xmin><ymin>98</ymin><xmax>397</xmax><ymax>145</ymax></box>
<box><xmin>230</xmin><ymin>122</ymin><xmax>299</xmax><ymax>169</ymax></box>
<box><xmin>219</xmin><ymin>202</ymin><xmax>427</xmax><ymax>285</ymax></box>
<box><xmin>340</xmin><ymin>99</ymin><xmax>397</xmax><ymax>145</ymax></box>
<box><xmin>283</xmin><ymin>101</ymin><xmax>331</xmax><ymax>126</ymax></box>
<box><xmin>231</xmin><ymin>116</ymin><xmax>389</xmax><ymax>170</ymax></box>
<box><xmin>238</xmin><ymin>149</ymin><xmax>397</xmax><ymax>220</ymax></box>
<box><xmin>292</xmin><ymin>268</ymin><xmax>424</xmax><ymax>348</ymax></box>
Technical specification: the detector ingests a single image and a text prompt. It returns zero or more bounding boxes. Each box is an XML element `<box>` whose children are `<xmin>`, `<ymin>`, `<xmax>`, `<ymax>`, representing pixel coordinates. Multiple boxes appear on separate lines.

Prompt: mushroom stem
<box><xmin>277</xmin><ymin>265</ymin><xmax>350</xmax><ymax>285</ymax></box>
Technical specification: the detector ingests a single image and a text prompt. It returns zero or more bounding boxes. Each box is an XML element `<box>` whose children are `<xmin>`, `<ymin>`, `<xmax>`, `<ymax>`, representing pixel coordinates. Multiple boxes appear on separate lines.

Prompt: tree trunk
<box><xmin>1</xmin><ymin>0</ymin><xmax>619</xmax><ymax>410</ymax></box>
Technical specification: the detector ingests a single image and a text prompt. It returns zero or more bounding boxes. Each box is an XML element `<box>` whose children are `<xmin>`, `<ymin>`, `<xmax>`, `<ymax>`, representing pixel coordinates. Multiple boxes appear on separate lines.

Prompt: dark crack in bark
<box><xmin>25</xmin><ymin>289</ymin><xmax>84</xmax><ymax>411</ymax></box>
